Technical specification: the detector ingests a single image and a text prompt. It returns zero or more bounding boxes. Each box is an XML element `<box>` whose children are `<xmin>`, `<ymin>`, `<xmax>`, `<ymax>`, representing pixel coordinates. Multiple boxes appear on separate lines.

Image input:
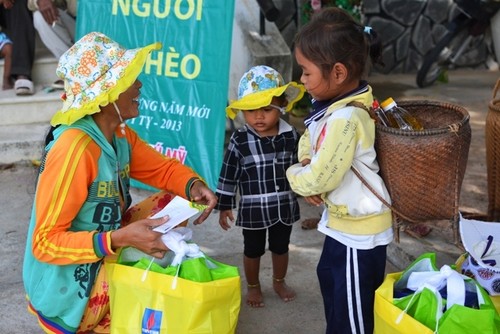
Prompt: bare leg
<box><xmin>244</xmin><ymin>255</ymin><xmax>264</xmax><ymax>308</ymax></box>
<box><xmin>2</xmin><ymin>44</ymin><xmax>13</xmax><ymax>90</ymax></box>
<box><xmin>272</xmin><ymin>252</ymin><xmax>296</xmax><ymax>302</ymax></box>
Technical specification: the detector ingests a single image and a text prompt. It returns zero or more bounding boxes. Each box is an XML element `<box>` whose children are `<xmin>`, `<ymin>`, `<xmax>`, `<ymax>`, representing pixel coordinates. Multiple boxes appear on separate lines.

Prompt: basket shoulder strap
<box><xmin>350</xmin><ymin>166</ymin><xmax>419</xmax><ymax>224</ymax></box>
<box><xmin>493</xmin><ymin>79</ymin><xmax>500</xmax><ymax>99</ymax></box>
<box><xmin>347</xmin><ymin>101</ymin><xmax>376</xmax><ymax>120</ymax></box>
<box><xmin>347</xmin><ymin>101</ymin><xmax>421</xmax><ymax>224</ymax></box>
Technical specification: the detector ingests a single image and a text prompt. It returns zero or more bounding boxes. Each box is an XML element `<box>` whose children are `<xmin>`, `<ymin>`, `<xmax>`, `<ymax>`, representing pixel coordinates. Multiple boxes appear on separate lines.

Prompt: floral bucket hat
<box><xmin>226</xmin><ymin>65</ymin><xmax>305</xmax><ymax>119</ymax></box>
<box><xmin>50</xmin><ymin>31</ymin><xmax>161</xmax><ymax>126</ymax></box>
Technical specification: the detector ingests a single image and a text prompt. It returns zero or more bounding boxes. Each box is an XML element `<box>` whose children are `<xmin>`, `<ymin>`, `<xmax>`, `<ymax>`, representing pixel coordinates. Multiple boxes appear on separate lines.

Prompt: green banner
<box><xmin>77</xmin><ymin>0</ymin><xmax>235</xmax><ymax>190</ymax></box>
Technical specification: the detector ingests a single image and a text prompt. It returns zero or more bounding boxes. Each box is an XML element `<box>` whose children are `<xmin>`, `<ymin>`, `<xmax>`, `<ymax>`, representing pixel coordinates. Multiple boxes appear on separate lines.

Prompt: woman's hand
<box><xmin>111</xmin><ymin>216</ymin><xmax>169</xmax><ymax>259</ymax></box>
<box><xmin>218</xmin><ymin>210</ymin><xmax>234</xmax><ymax>230</ymax></box>
<box><xmin>189</xmin><ymin>180</ymin><xmax>217</xmax><ymax>225</ymax></box>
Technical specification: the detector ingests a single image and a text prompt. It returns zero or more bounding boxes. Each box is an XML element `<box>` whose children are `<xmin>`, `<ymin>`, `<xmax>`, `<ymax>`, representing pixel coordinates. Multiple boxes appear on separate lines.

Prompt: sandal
<box><xmin>51</xmin><ymin>79</ymin><xmax>64</xmax><ymax>90</ymax></box>
<box><xmin>14</xmin><ymin>78</ymin><xmax>34</xmax><ymax>96</ymax></box>
<box><xmin>301</xmin><ymin>218</ymin><xmax>320</xmax><ymax>230</ymax></box>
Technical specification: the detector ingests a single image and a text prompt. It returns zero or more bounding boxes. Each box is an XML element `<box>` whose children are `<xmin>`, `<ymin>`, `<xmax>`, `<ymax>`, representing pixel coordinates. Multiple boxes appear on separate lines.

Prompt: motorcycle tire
<box><xmin>416</xmin><ymin>28</ymin><xmax>463</xmax><ymax>88</ymax></box>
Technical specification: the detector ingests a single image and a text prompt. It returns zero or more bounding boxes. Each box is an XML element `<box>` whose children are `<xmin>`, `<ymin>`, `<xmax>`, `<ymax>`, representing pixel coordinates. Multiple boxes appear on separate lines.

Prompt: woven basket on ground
<box><xmin>375</xmin><ymin>100</ymin><xmax>471</xmax><ymax>243</ymax></box>
<box><xmin>486</xmin><ymin>79</ymin><xmax>500</xmax><ymax>221</ymax></box>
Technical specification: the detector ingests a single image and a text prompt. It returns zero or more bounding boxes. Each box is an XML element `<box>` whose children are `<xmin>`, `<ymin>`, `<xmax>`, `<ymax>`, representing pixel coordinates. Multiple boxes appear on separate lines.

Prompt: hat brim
<box><xmin>50</xmin><ymin>42</ymin><xmax>161</xmax><ymax>126</ymax></box>
<box><xmin>226</xmin><ymin>81</ymin><xmax>305</xmax><ymax>119</ymax></box>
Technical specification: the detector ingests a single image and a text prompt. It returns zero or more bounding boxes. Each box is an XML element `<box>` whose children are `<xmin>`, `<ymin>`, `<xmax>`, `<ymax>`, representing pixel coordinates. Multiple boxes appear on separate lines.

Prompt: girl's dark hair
<box><xmin>294</xmin><ymin>7</ymin><xmax>383</xmax><ymax>82</ymax></box>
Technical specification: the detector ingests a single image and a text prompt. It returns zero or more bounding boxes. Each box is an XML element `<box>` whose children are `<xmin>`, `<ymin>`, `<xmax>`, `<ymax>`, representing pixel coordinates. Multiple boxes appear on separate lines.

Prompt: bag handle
<box><xmin>395</xmin><ymin>283</ymin><xmax>442</xmax><ymax>333</ymax></box>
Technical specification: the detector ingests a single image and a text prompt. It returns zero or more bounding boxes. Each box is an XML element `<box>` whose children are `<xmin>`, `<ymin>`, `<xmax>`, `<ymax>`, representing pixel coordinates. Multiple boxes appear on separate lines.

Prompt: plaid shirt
<box><xmin>215</xmin><ymin>119</ymin><xmax>301</xmax><ymax>229</ymax></box>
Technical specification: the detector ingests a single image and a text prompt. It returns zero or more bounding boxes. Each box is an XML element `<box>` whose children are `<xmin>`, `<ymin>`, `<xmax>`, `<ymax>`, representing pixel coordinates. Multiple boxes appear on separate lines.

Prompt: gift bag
<box><xmin>456</xmin><ymin>253</ymin><xmax>500</xmax><ymax>313</ymax></box>
<box><xmin>106</xmin><ymin>235</ymin><xmax>241</xmax><ymax>334</ymax></box>
<box><xmin>459</xmin><ymin>214</ymin><xmax>500</xmax><ymax>295</ymax></box>
<box><xmin>374</xmin><ymin>253</ymin><xmax>438</xmax><ymax>333</ymax></box>
<box><xmin>458</xmin><ymin>214</ymin><xmax>500</xmax><ymax>312</ymax></box>
<box><xmin>374</xmin><ymin>253</ymin><xmax>500</xmax><ymax>334</ymax></box>
<box><xmin>374</xmin><ymin>272</ymin><xmax>434</xmax><ymax>334</ymax></box>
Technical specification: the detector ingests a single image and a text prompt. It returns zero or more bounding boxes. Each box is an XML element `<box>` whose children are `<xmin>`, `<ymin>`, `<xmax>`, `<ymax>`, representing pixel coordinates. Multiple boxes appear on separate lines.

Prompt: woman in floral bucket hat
<box><xmin>22</xmin><ymin>32</ymin><xmax>217</xmax><ymax>334</ymax></box>
<box><xmin>216</xmin><ymin>65</ymin><xmax>305</xmax><ymax>308</ymax></box>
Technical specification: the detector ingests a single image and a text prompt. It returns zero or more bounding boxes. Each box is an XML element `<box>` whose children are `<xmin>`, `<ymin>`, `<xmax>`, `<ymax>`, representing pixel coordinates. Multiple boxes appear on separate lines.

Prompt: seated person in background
<box><xmin>0</xmin><ymin>30</ymin><xmax>12</xmax><ymax>90</ymax></box>
<box><xmin>0</xmin><ymin>0</ymin><xmax>36</xmax><ymax>96</ymax></box>
<box><xmin>28</xmin><ymin>0</ymin><xmax>76</xmax><ymax>89</ymax></box>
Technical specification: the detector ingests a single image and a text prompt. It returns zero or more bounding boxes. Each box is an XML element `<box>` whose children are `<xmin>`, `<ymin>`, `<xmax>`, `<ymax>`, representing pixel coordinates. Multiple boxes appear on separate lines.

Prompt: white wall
<box><xmin>228</xmin><ymin>0</ymin><xmax>293</xmax><ymax>128</ymax></box>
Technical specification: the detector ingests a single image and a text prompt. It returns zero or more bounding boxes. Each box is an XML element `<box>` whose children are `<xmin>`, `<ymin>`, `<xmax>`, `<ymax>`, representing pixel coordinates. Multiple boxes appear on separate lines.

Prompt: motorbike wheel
<box><xmin>416</xmin><ymin>29</ymin><xmax>463</xmax><ymax>88</ymax></box>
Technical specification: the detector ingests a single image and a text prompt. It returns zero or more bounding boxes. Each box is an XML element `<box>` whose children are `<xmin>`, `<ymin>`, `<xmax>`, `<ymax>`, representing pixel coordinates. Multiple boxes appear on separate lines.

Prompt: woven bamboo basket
<box><xmin>486</xmin><ymin>79</ymin><xmax>500</xmax><ymax>221</ymax></box>
<box><xmin>375</xmin><ymin>100</ymin><xmax>471</xmax><ymax>243</ymax></box>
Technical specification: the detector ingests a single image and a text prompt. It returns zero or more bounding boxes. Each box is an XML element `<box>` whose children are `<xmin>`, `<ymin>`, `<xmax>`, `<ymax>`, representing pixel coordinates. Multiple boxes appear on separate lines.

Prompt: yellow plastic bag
<box><xmin>375</xmin><ymin>268</ymin><xmax>500</xmax><ymax>334</ymax></box>
<box><xmin>106</xmin><ymin>259</ymin><xmax>241</xmax><ymax>334</ymax></box>
<box><xmin>374</xmin><ymin>272</ymin><xmax>433</xmax><ymax>334</ymax></box>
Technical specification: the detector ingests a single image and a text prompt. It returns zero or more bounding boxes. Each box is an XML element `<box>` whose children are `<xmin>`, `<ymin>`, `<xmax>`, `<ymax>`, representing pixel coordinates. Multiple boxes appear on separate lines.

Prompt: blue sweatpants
<box><xmin>317</xmin><ymin>236</ymin><xmax>386</xmax><ymax>334</ymax></box>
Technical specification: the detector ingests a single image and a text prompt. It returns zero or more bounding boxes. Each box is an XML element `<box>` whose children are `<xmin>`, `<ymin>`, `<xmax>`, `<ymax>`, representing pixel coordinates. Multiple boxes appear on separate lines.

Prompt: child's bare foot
<box><xmin>273</xmin><ymin>277</ymin><xmax>296</xmax><ymax>302</ymax></box>
<box><xmin>246</xmin><ymin>283</ymin><xmax>264</xmax><ymax>308</ymax></box>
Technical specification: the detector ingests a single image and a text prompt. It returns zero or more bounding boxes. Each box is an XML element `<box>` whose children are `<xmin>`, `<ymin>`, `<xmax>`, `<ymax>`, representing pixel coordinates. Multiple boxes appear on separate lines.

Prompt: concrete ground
<box><xmin>1</xmin><ymin>69</ymin><xmax>498</xmax><ymax>333</ymax></box>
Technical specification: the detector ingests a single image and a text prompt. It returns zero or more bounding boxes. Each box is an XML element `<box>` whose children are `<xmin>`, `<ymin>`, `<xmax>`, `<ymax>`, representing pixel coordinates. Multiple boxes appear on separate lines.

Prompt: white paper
<box><xmin>150</xmin><ymin>196</ymin><xmax>203</xmax><ymax>234</ymax></box>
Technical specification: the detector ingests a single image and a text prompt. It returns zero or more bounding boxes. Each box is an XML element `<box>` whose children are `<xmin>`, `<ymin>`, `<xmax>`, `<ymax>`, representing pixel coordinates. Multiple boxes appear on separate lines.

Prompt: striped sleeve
<box><xmin>31</xmin><ymin>129</ymin><xmax>103</xmax><ymax>265</ymax></box>
<box><xmin>93</xmin><ymin>232</ymin><xmax>115</xmax><ymax>258</ymax></box>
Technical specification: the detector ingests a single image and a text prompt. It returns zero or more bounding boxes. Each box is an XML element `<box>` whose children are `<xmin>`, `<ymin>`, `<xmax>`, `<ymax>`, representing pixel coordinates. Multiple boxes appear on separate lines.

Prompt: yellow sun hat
<box><xmin>50</xmin><ymin>31</ymin><xmax>161</xmax><ymax>126</ymax></box>
<box><xmin>226</xmin><ymin>65</ymin><xmax>305</xmax><ymax>119</ymax></box>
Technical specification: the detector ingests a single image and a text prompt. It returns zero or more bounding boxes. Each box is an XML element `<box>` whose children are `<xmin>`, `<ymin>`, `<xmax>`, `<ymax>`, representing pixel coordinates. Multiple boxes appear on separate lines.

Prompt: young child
<box><xmin>0</xmin><ymin>31</ymin><xmax>13</xmax><ymax>90</ymax></box>
<box><xmin>215</xmin><ymin>65</ymin><xmax>305</xmax><ymax>308</ymax></box>
<box><xmin>286</xmin><ymin>8</ymin><xmax>392</xmax><ymax>334</ymax></box>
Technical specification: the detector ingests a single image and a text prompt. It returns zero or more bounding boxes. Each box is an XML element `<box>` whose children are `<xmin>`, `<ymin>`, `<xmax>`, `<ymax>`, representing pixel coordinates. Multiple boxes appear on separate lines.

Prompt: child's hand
<box><xmin>189</xmin><ymin>180</ymin><xmax>217</xmax><ymax>225</ymax></box>
<box><xmin>304</xmin><ymin>195</ymin><xmax>323</xmax><ymax>206</ymax></box>
<box><xmin>219</xmin><ymin>210</ymin><xmax>234</xmax><ymax>230</ymax></box>
<box><xmin>301</xmin><ymin>158</ymin><xmax>311</xmax><ymax>166</ymax></box>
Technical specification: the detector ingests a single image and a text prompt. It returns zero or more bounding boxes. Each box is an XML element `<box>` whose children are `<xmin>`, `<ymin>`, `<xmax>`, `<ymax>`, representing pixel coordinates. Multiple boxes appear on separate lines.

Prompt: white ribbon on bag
<box><xmin>396</xmin><ymin>264</ymin><xmax>486</xmax><ymax>333</ymax></box>
<box><xmin>161</xmin><ymin>227</ymin><xmax>204</xmax><ymax>266</ymax></box>
<box><xmin>160</xmin><ymin>227</ymin><xmax>204</xmax><ymax>289</ymax></box>
<box><xmin>406</xmin><ymin>265</ymin><xmax>466</xmax><ymax>310</ymax></box>
<box><xmin>141</xmin><ymin>227</ymin><xmax>204</xmax><ymax>289</ymax></box>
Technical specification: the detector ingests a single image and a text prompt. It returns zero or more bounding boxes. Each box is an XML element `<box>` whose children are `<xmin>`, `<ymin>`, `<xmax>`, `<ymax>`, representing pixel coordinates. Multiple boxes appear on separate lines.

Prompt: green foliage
<box><xmin>301</xmin><ymin>0</ymin><xmax>364</xmax><ymax>24</ymax></box>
